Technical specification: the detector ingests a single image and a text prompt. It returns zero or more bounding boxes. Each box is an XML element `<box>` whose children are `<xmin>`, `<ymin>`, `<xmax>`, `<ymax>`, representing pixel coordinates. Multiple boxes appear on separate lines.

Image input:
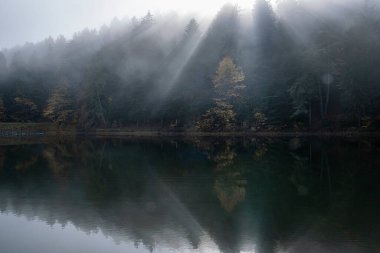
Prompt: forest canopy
<box><xmin>1</xmin><ymin>0</ymin><xmax>380</xmax><ymax>131</ymax></box>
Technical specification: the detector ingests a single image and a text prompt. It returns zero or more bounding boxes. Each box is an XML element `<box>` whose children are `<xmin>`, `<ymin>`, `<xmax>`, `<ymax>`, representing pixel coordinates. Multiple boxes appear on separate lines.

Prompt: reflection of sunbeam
<box><xmin>156</xmin><ymin>177</ymin><xmax>205</xmax><ymax>235</ymax></box>
<box><xmin>147</xmin><ymin>166</ymin><xmax>220</xmax><ymax>251</ymax></box>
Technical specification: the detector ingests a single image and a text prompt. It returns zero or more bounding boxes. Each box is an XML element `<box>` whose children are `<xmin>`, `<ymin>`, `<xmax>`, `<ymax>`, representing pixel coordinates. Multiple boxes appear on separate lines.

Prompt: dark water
<box><xmin>0</xmin><ymin>137</ymin><xmax>379</xmax><ymax>253</ymax></box>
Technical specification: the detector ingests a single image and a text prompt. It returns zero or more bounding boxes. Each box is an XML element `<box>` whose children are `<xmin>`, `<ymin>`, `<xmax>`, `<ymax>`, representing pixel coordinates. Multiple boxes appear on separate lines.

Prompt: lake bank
<box><xmin>1</xmin><ymin>123</ymin><xmax>380</xmax><ymax>138</ymax></box>
<box><xmin>91</xmin><ymin>130</ymin><xmax>380</xmax><ymax>138</ymax></box>
<box><xmin>0</xmin><ymin>123</ymin><xmax>76</xmax><ymax>137</ymax></box>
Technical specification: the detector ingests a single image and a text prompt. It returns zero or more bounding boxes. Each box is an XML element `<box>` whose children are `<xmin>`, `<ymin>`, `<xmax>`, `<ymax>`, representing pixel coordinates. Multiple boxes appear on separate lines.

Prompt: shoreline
<box><xmin>1</xmin><ymin>123</ymin><xmax>380</xmax><ymax>138</ymax></box>
<box><xmin>88</xmin><ymin>130</ymin><xmax>380</xmax><ymax>138</ymax></box>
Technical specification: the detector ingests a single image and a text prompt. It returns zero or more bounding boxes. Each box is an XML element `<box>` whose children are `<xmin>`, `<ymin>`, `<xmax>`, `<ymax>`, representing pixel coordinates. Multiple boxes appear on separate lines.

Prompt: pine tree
<box><xmin>13</xmin><ymin>97</ymin><xmax>39</xmax><ymax>122</ymax></box>
<box><xmin>0</xmin><ymin>52</ymin><xmax>7</xmax><ymax>78</ymax></box>
<box><xmin>183</xmin><ymin>18</ymin><xmax>199</xmax><ymax>41</ymax></box>
<box><xmin>133</xmin><ymin>11</ymin><xmax>154</xmax><ymax>33</ymax></box>
<box><xmin>0</xmin><ymin>98</ymin><xmax>6</xmax><ymax>121</ymax></box>
<box><xmin>79</xmin><ymin>60</ymin><xmax>113</xmax><ymax>128</ymax></box>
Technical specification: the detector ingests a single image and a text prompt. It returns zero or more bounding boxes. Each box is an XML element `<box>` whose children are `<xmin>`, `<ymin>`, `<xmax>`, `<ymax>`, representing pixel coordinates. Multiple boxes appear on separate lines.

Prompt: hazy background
<box><xmin>0</xmin><ymin>0</ymin><xmax>255</xmax><ymax>49</ymax></box>
<box><xmin>1</xmin><ymin>0</ymin><xmax>378</xmax><ymax>130</ymax></box>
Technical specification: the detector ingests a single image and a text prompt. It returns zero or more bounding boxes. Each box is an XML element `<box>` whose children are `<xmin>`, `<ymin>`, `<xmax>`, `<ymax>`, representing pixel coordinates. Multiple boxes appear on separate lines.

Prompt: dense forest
<box><xmin>1</xmin><ymin>0</ymin><xmax>380</xmax><ymax>131</ymax></box>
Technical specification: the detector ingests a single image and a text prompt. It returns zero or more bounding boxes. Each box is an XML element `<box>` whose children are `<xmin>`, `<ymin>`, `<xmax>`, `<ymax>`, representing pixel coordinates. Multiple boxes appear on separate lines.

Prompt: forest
<box><xmin>1</xmin><ymin>0</ymin><xmax>380</xmax><ymax>132</ymax></box>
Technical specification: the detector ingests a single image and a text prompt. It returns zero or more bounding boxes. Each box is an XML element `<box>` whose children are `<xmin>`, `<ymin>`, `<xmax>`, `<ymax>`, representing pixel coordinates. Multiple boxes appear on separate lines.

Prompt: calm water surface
<box><xmin>0</xmin><ymin>137</ymin><xmax>379</xmax><ymax>253</ymax></box>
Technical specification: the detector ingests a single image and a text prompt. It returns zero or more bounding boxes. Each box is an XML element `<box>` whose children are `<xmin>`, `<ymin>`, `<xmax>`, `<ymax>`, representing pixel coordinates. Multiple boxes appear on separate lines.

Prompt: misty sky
<box><xmin>0</xmin><ymin>0</ymin><xmax>255</xmax><ymax>49</ymax></box>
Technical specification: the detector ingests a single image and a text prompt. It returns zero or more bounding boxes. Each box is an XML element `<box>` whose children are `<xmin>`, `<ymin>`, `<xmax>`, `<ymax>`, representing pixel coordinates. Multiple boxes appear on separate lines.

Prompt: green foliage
<box><xmin>251</xmin><ymin>111</ymin><xmax>268</xmax><ymax>131</ymax></box>
<box><xmin>289</xmin><ymin>74</ymin><xmax>318</xmax><ymax>117</ymax></box>
<box><xmin>0</xmin><ymin>1</ymin><xmax>380</xmax><ymax>130</ymax></box>
<box><xmin>12</xmin><ymin>97</ymin><xmax>39</xmax><ymax>122</ymax></box>
<box><xmin>184</xmin><ymin>18</ymin><xmax>199</xmax><ymax>41</ymax></box>
<box><xmin>0</xmin><ymin>98</ymin><xmax>5</xmax><ymax>121</ymax></box>
<box><xmin>80</xmin><ymin>60</ymin><xmax>114</xmax><ymax>128</ymax></box>
<box><xmin>336</xmin><ymin>5</ymin><xmax>380</xmax><ymax>126</ymax></box>
<box><xmin>0</xmin><ymin>52</ymin><xmax>7</xmax><ymax>78</ymax></box>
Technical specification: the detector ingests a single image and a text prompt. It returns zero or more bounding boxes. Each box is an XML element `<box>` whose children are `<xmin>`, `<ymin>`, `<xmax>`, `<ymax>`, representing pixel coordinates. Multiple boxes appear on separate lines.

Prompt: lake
<box><xmin>0</xmin><ymin>137</ymin><xmax>379</xmax><ymax>253</ymax></box>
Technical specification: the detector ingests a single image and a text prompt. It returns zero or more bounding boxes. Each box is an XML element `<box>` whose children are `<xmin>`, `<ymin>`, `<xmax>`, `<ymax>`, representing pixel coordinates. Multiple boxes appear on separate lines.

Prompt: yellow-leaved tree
<box><xmin>43</xmin><ymin>85</ymin><xmax>77</xmax><ymax>126</ymax></box>
<box><xmin>213</xmin><ymin>56</ymin><xmax>245</xmax><ymax>100</ymax></box>
<box><xmin>197</xmin><ymin>56</ymin><xmax>245</xmax><ymax>131</ymax></box>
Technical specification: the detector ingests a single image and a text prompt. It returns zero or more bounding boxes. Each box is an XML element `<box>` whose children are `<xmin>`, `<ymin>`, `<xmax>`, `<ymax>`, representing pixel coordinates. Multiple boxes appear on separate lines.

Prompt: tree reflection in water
<box><xmin>0</xmin><ymin>137</ymin><xmax>379</xmax><ymax>253</ymax></box>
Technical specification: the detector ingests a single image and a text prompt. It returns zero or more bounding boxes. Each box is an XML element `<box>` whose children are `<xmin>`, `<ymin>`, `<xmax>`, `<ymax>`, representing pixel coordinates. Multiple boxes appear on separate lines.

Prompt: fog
<box><xmin>0</xmin><ymin>0</ymin><xmax>255</xmax><ymax>49</ymax></box>
<box><xmin>0</xmin><ymin>0</ymin><xmax>379</xmax><ymax>130</ymax></box>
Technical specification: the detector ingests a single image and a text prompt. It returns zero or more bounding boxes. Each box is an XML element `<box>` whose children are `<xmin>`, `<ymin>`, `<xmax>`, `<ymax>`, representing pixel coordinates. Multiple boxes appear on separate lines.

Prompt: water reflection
<box><xmin>0</xmin><ymin>137</ymin><xmax>379</xmax><ymax>253</ymax></box>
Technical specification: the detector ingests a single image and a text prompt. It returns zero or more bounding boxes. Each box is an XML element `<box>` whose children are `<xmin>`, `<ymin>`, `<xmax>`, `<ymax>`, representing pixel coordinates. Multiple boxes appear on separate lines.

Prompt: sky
<box><xmin>0</xmin><ymin>0</ymin><xmax>256</xmax><ymax>49</ymax></box>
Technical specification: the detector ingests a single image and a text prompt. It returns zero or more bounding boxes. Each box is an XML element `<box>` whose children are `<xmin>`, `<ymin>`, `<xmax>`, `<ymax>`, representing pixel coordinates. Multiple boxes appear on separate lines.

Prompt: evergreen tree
<box><xmin>0</xmin><ymin>52</ymin><xmax>7</xmax><ymax>78</ymax></box>
<box><xmin>172</xmin><ymin>4</ymin><xmax>240</xmax><ymax>124</ymax></box>
<box><xmin>289</xmin><ymin>74</ymin><xmax>319</xmax><ymax>126</ymax></box>
<box><xmin>80</xmin><ymin>60</ymin><xmax>114</xmax><ymax>128</ymax></box>
<box><xmin>183</xmin><ymin>18</ymin><xmax>199</xmax><ymax>41</ymax></box>
<box><xmin>12</xmin><ymin>97</ymin><xmax>39</xmax><ymax>122</ymax></box>
<box><xmin>133</xmin><ymin>11</ymin><xmax>154</xmax><ymax>34</ymax></box>
<box><xmin>337</xmin><ymin>1</ymin><xmax>380</xmax><ymax>127</ymax></box>
<box><xmin>0</xmin><ymin>98</ymin><xmax>6</xmax><ymax>121</ymax></box>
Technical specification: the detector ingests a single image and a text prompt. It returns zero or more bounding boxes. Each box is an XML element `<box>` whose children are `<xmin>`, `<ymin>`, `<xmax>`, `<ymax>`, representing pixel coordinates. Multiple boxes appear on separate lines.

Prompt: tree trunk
<box><xmin>309</xmin><ymin>103</ymin><xmax>312</xmax><ymax>128</ymax></box>
<box><xmin>95</xmin><ymin>88</ymin><xmax>106</xmax><ymax>126</ymax></box>
<box><xmin>325</xmin><ymin>83</ymin><xmax>330</xmax><ymax>117</ymax></box>
<box><xmin>318</xmin><ymin>82</ymin><xmax>324</xmax><ymax>121</ymax></box>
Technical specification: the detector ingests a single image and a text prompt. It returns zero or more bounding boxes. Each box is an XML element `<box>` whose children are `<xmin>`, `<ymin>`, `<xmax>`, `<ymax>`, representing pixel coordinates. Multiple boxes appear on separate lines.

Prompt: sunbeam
<box><xmin>119</xmin><ymin>0</ymin><xmax>257</xmax><ymax>16</ymax></box>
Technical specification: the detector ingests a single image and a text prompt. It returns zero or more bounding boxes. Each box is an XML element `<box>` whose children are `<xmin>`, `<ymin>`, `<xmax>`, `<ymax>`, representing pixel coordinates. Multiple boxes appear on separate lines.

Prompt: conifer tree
<box><xmin>0</xmin><ymin>98</ymin><xmax>6</xmax><ymax>121</ymax></box>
